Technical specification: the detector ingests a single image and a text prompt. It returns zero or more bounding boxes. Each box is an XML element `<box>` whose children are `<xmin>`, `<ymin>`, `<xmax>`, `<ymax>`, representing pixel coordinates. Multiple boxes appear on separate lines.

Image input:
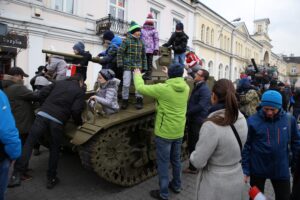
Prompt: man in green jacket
<box><xmin>133</xmin><ymin>63</ymin><xmax>189</xmax><ymax>200</ymax></box>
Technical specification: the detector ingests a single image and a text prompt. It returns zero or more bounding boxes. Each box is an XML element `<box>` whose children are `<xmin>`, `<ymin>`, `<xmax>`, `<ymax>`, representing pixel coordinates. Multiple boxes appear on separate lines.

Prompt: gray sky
<box><xmin>200</xmin><ymin>0</ymin><xmax>300</xmax><ymax>56</ymax></box>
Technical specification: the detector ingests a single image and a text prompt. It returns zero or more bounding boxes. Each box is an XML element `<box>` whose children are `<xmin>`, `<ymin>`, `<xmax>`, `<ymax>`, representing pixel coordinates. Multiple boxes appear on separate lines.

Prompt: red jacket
<box><xmin>186</xmin><ymin>52</ymin><xmax>202</xmax><ymax>68</ymax></box>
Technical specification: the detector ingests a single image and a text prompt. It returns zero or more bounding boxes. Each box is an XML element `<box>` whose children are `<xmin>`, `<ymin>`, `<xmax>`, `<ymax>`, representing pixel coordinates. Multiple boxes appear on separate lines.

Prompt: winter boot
<box><xmin>135</xmin><ymin>97</ymin><xmax>143</xmax><ymax>110</ymax></box>
<box><xmin>121</xmin><ymin>99</ymin><xmax>129</xmax><ymax>110</ymax></box>
<box><xmin>8</xmin><ymin>171</ymin><xmax>21</xmax><ymax>187</ymax></box>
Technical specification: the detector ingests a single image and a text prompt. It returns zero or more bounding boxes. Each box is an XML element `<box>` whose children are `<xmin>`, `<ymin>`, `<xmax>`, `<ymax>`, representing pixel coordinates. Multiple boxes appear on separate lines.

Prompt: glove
<box><xmin>153</xmin><ymin>50</ymin><xmax>159</xmax><ymax>56</ymax></box>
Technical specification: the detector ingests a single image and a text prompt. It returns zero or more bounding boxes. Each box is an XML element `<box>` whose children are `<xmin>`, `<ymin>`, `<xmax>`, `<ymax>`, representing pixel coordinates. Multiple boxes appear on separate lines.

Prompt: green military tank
<box><xmin>43</xmin><ymin>47</ymin><xmax>176</xmax><ymax>186</ymax></box>
<box><xmin>42</xmin><ymin>47</ymin><xmax>214</xmax><ymax>187</ymax></box>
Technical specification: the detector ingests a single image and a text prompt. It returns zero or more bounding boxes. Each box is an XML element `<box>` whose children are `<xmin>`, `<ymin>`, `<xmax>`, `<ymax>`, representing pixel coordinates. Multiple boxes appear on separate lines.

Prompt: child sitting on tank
<box><xmin>88</xmin><ymin>69</ymin><xmax>120</xmax><ymax>116</ymax></box>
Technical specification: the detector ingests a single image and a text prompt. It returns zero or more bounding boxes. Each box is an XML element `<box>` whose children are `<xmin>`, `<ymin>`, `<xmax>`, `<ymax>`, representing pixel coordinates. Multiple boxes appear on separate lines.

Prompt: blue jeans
<box><xmin>0</xmin><ymin>159</ymin><xmax>10</xmax><ymax>200</ymax></box>
<box><xmin>155</xmin><ymin>136</ymin><xmax>182</xmax><ymax>199</ymax></box>
<box><xmin>174</xmin><ymin>53</ymin><xmax>185</xmax><ymax>65</ymax></box>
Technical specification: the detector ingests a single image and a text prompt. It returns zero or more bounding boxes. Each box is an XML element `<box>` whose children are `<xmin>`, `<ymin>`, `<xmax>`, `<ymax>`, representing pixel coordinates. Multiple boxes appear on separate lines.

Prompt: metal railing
<box><xmin>96</xmin><ymin>14</ymin><xmax>130</xmax><ymax>36</ymax></box>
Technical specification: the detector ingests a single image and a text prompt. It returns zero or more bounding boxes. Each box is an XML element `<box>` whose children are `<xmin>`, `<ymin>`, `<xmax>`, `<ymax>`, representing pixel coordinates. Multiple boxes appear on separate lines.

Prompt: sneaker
<box><xmin>8</xmin><ymin>173</ymin><xmax>21</xmax><ymax>188</ymax></box>
<box><xmin>168</xmin><ymin>182</ymin><xmax>181</xmax><ymax>194</ymax></box>
<box><xmin>46</xmin><ymin>177</ymin><xmax>60</xmax><ymax>189</ymax></box>
<box><xmin>135</xmin><ymin>97</ymin><xmax>143</xmax><ymax>110</ymax></box>
<box><xmin>21</xmin><ymin>173</ymin><xmax>33</xmax><ymax>181</ymax></box>
<box><xmin>149</xmin><ymin>190</ymin><xmax>168</xmax><ymax>200</ymax></box>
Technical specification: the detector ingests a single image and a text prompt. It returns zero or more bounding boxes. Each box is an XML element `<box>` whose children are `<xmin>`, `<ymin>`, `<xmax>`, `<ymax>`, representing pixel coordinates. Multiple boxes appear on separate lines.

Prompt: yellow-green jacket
<box><xmin>134</xmin><ymin>74</ymin><xmax>189</xmax><ymax>139</ymax></box>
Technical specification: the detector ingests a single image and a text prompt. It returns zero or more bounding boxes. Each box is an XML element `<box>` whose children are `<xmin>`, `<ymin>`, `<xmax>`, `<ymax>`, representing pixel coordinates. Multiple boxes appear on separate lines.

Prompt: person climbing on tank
<box><xmin>185</xmin><ymin>48</ymin><xmax>202</xmax><ymax>79</ymax></box>
<box><xmin>162</xmin><ymin>22</ymin><xmax>189</xmax><ymax>66</ymax></box>
<box><xmin>117</xmin><ymin>21</ymin><xmax>147</xmax><ymax>110</ymax></box>
<box><xmin>97</xmin><ymin>31</ymin><xmax>123</xmax><ymax>80</ymax></box>
<box><xmin>141</xmin><ymin>12</ymin><xmax>159</xmax><ymax>80</ymax></box>
<box><xmin>88</xmin><ymin>69</ymin><xmax>120</xmax><ymax>115</ymax></box>
<box><xmin>73</xmin><ymin>41</ymin><xmax>92</xmax><ymax>81</ymax></box>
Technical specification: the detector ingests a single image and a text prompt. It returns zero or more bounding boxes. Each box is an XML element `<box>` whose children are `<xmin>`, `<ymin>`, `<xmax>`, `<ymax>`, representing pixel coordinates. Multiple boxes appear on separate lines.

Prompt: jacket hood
<box><xmin>101</xmin><ymin>78</ymin><xmax>121</xmax><ymax>89</ymax></box>
<box><xmin>175</xmin><ymin>31</ymin><xmax>189</xmax><ymax>39</ymax></box>
<box><xmin>257</xmin><ymin>107</ymin><xmax>285</xmax><ymax>121</ymax></box>
<box><xmin>208</xmin><ymin>108</ymin><xmax>245</xmax><ymax>121</ymax></box>
<box><xmin>2</xmin><ymin>74</ymin><xmax>23</xmax><ymax>88</ymax></box>
<box><xmin>166</xmin><ymin>77</ymin><xmax>187</xmax><ymax>92</ymax></box>
<box><xmin>110</xmin><ymin>36</ymin><xmax>122</xmax><ymax>48</ymax></box>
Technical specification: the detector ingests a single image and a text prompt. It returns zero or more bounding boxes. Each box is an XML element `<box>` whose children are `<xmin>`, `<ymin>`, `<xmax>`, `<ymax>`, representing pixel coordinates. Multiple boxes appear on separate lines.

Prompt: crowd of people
<box><xmin>0</xmin><ymin>12</ymin><xmax>300</xmax><ymax>200</ymax></box>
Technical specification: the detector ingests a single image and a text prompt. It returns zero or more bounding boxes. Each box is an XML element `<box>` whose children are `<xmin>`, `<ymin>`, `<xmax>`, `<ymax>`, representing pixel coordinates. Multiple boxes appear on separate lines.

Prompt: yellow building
<box><xmin>193</xmin><ymin>3</ymin><xmax>287</xmax><ymax>82</ymax></box>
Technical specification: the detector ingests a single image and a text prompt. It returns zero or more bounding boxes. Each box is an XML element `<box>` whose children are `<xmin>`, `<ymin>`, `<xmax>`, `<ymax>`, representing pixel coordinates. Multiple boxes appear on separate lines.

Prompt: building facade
<box><xmin>0</xmin><ymin>0</ymin><xmax>289</xmax><ymax>88</ymax></box>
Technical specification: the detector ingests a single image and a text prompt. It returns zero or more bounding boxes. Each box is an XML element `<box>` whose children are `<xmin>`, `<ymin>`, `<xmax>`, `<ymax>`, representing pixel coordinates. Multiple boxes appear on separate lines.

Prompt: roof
<box><xmin>283</xmin><ymin>56</ymin><xmax>300</xmax><ymax>63</ymax></box>
<box><xmin>254</xmin><ymin>18</ymin><xmax>270</xmax><ymax>24</ymax></box>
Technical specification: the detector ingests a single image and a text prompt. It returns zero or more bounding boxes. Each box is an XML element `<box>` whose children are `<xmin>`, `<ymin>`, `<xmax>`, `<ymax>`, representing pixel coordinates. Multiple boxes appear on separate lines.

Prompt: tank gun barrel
<box><xmin>251</xmin><ymin>58</ymin><xmax>259</xmax><ymax>73</ymax></box>
<box><xmin>42</xmin><ymin>49</ymin><xmax>100</xmax><ymax>63</ymax></box>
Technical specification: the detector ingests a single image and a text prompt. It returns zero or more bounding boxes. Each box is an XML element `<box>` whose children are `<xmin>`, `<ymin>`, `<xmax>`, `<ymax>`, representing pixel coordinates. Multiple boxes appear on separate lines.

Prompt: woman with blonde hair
<box><xmin>190</xmin><ymin>79</ymin><xmax>248</xmax><ymax>200</ymax></box>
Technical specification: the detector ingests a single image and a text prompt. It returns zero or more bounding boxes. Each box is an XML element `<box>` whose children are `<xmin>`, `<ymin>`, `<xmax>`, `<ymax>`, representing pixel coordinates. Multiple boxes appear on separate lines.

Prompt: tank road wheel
<box><xmin>79</xmin><ymin>114</ymin><xmax>157</xmax><ymax>186</ymax></box>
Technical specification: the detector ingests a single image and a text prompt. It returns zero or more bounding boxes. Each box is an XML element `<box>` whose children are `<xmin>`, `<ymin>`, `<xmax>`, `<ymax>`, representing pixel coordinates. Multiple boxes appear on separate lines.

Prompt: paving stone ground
<box><xmin>5</xmin><ymin>147</ymin><xmax>276</xmax><ymax>200</ymax></box>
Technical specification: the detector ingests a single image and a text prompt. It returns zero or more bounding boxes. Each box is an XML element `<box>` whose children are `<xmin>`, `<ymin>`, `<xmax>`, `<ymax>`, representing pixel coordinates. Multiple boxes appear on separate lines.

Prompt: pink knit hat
<box><xmin>144</xmin><ymin>13</ymin><xmax>155</xmax><ymax>26</ymax></box>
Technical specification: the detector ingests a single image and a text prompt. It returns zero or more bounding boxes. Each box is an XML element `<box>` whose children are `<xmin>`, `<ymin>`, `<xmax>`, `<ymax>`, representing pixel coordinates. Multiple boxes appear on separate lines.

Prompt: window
<box><xmin>211</xmin><ymin>29</ymin><xmax>214</xmax><ymax>46</ymax></box>
<box><xmin>201</xmin><ymin>24</ymin><xmax>205</xmax><ymax>41</ymax></box>
<box><xmin>225</xmin><ymin>65</ymin><xmax>229</xmax><ymax>79</ymax></box>
<box><xmin>227</xmin><ymin>38</ymin><xmax>230</xmax><ymax>51</ymax></box>
<box><xmin>172</xmin><ymin>18</ymin><xmax>181</xmax><ymax>32</ymax></box>
<box><xmin>223</xmin><ymin>36</ymin><xmax>226</xmax><ymax>50</ymax></box>
<box><xmin>291</xmin><ymin>67</ymin><xmax>297</xmax><ymax>74</ymax></box>
<box><xmin>208</xmin><ymin>61</ymin><xmax>213</xmax><ymax>75</ymax></box>
<box><xmin>218</xmin><ymin>64</ymin><xmax>223</xmax><ymax>80</ymax></box>
<box><xmin>55</xmin><ymin>0</ymin><xmax>74</xmax><ymax>14</ymax></box>
<box><xmin>110</xmin><ymin>0</ymin><xmax>125</xmax><ymax>20</ymax></box>
<box><xmin>206</xmin><ymin>27</ymin><xmax>210</xmax><ymax>44</ymax></box>
<box><xmin>258</xmin><ymin>25</ymin><xmax>262</xmax><ymax>33</ymax></box>
<box><xmin>220</xmin><ymin>34</ymin><xmax>223</xmax><ymax>49</ymax></box>
<box><xmin>150</xmin><ymin>8</ymin><xmax>160</xmax><ymax>30</ymax></box>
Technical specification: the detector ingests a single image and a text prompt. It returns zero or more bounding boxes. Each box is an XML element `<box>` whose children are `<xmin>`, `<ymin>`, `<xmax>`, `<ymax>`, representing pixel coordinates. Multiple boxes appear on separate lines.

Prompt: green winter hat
<box><xmin>128</xmin><ymin>21</ymin><xmax>140</xmax><ymax>33</ymax></box>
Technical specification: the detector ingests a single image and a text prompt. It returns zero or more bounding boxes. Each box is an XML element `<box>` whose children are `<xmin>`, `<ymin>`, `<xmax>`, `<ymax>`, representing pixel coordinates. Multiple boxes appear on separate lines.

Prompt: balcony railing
<box><xmin>96</xmin><ymin>14</ymin><xmax>130</xmax><ymax>36</ymax></box>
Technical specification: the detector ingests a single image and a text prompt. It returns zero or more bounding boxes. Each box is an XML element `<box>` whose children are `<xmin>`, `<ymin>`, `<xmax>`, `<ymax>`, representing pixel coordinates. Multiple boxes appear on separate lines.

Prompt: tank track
<box><xmin>78</xmin><ymin>114</ymin><xmax>158</xmax><ymax>186</ymax></box>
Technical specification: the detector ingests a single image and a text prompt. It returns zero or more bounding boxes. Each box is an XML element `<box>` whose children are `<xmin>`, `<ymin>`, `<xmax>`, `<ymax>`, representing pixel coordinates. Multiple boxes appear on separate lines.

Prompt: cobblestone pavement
<box><xmin>6</xmin><ymin>148</ymin><xmax>276</xmax><ymax>200</ymax></box>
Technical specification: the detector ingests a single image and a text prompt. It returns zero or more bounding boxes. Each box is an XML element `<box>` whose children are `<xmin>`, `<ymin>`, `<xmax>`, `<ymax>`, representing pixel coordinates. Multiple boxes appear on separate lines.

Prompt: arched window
<box><xmin>201</xmin><ymin>24</ymin><xmax>205</xmax><ymax>42</ymax></box>
<box><xmin>201</xmin><ymin>58</ymin><xmax>206</xmax><ymax>68</ymax></box>
<box><xmin>225</xmin><ymin>65</ymin><xmax>229</xmax><ymax>79</ymax></box>
<box><xmin>218</xmin><ymin>64</ymin><xmax>223</xmax><ymax>80</ymax></box>
<box><xmin>211</xmin><ymin>29</ymin><xmax>214</xmax><ymax>46</ymax></box>
<box><xmin>227</xmin><ymin>38</ymin><xmax>230</xmax><ymax>51</ymax></box>
<box><xmin>234</xmin><ymin>67</ymin><xmax>238</xmax><ymax>81</ymax></box>
<box><xmin>206</xmin><ymin>27</ymin><xmax>210</xmax><ymax>44</ymax></box>
<box><xmin>208</xmin><ymin>61</ymin><xmax>213</xmax><ymax>75</ymax></box>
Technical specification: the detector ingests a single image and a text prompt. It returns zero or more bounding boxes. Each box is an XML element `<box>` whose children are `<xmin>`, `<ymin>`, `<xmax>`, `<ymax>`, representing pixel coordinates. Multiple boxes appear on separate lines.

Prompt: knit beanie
<box><xmin>176</xmin><ymin>22</ymin><xmax>184</xmax><ymax>31</ymax></box>
<box><xmin>168</xmin><ymin>63</ymin><xmax>184</xmax><ymax>78</ymax></box>
<box><xmin>128</xmin><ymin>21</ymin><xmax>141</xmax><ymax>34</ymax></box>
<box><xmin>99</xmin><ymin>69</ymin><xmax>115</xmax><ymax>81</ymax></box>
<box><xmin>103</xmin><ymin>30</ymin><xmax>115</xmax><ymax>41</ymax></box>
<box><xmin>260</xmin><ymin>90</ymin><xmax>282</xmax><ymax>109</ymax></box>
<box><xmin>144</xmin><ymin>13</ymin><xmax>154</xmax><ymax>26</ymax></box>
<box><xmin>73</xmin><ymin>41</ymin><xmax>85</xmax><ymax>54</ymax></box>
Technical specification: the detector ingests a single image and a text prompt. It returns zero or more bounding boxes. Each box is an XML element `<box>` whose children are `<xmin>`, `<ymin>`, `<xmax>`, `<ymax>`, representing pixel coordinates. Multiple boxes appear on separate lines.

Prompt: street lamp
<box><xmin>218</xmin><ymin>18</ymin><xmax>241</xmax><ymax>40</ymax></box>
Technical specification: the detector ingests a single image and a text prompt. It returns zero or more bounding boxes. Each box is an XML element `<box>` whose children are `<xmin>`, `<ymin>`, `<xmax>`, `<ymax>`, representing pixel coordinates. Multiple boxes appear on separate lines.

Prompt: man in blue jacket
<box><xmin>0</xmin><ymin>90</ymin><xmax>21</xmax><ymax>200</ymax></box>
<box><xmin>242</xmin><ymin>90</ymin><xmax>300</xmax><ymax>200</ymax></box>
<box><xmin>184</xmin><ymin>69</ymin><xmax>211</xmax><ymax>174</ymax></box>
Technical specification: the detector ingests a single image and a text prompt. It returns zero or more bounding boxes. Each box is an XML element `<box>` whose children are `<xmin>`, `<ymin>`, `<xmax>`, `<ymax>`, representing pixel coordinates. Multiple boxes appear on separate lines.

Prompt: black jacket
<box><xmin>39</xmin><ymin>80</ymin><xmax>85</xmax><ymax>125</ymax></box>
<box><xmin>163</xmin><ymin>32</ymin><xmax>189</xmax><ymax>54</ymax></box>
<box><xmin>187</xmin><ymin>81</ymin><xmax>211</xmax><ymax>123</ymax></box>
